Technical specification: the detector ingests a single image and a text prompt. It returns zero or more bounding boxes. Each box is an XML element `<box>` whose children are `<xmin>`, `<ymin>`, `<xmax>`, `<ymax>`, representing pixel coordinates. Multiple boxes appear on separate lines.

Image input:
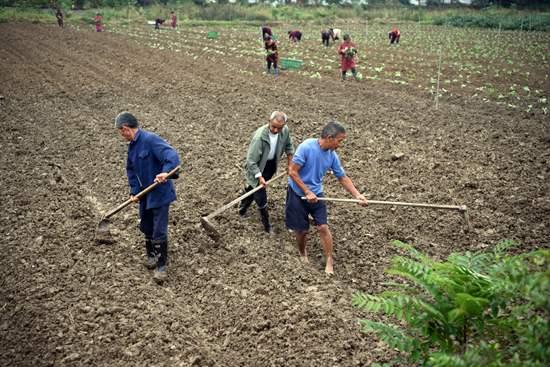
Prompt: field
<box><xmin>0</xmin><ymin>20</ymin><xmax>548</xmax><ymax>366</ymax></box>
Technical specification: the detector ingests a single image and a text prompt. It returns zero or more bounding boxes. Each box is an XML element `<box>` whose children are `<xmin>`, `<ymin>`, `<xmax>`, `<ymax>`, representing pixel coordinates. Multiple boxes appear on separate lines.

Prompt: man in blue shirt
<box><xmin>286</xmin><ymin>121</ymin><xmax>367</xmax><ymax>275</ymax></box>
<box><xmin>115</xmin><ymin>112</ymin><xmax>180</xmax><ymax>284</ymax></box>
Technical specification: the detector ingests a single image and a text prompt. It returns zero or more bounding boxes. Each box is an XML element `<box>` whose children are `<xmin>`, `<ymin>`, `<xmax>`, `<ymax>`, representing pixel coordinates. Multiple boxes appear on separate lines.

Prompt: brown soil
<box><xmin>0</xmin><ymin>23</ymin><xmax>548</xmax><ymax>367</ymax></box>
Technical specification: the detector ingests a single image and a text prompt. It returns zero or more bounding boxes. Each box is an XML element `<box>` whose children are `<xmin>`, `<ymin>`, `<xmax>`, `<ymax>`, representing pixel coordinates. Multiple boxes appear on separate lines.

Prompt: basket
<box><xmin>280</xmin><ymin>58</ymin><xmax>303</xmax><ymax>70</ymax></box>
<box><xmin>207</xmin><ymin>31</ymin><xmax>219</xmax><ymax>39</ymax></box>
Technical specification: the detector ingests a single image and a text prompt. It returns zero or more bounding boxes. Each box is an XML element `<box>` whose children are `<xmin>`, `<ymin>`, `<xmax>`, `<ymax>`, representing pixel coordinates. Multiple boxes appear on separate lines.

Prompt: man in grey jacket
<box><xmin>239</xmin><ymin>111</ymin><xmax>294</xmax><ymax>233</ymax></box>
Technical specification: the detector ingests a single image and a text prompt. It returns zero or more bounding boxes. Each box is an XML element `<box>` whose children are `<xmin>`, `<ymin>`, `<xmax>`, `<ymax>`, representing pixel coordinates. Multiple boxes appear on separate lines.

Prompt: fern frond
<box><xmin>359</xmin><ymin>319</ymin><xmax>419</xmax><ymax>354</ymax></box>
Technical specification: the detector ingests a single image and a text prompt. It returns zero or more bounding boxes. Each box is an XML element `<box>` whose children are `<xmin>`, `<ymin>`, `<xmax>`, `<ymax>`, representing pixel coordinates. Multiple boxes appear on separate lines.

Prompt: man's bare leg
<box><xmin>295</xmin><ymin>230</ymin><xmax>309</xmax><ymax>263</ymax></box>
<box><xmin>317</xmin><ymin>224</ymin><xmax>334</xmax><ymax>274</ymax></box>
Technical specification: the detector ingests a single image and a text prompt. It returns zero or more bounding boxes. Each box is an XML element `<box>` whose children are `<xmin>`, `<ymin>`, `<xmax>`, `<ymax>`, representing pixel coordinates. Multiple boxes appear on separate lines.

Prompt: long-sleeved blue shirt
<box><xmin>127</xmin><ymin>129</ymin><xmax>180</xmax><ymax>209</ymax></box>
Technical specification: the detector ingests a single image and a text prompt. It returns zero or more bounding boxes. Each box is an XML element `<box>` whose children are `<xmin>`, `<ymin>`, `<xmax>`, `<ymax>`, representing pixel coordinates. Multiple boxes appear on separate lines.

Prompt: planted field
<box><xmin>0</xmin><ymin>22</ymin><xmax>548</xmax><ymax>366</ymax></box>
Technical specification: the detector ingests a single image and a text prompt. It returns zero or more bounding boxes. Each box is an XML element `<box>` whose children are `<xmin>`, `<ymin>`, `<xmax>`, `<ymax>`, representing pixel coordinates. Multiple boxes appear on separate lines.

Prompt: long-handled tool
<box><xmin>301</xmin><ymin>196</ymin><xmax>471</xmax><ymax>231</ymax></box>
<box><xmin>95</xmin><ymin>166</ymin><xmax>181</xmax><ymax>244</ymax></box>
<box><xmin>201</xmin><ymin>172</ymin><xmax>286</xmax><ymax>241</ymax></box>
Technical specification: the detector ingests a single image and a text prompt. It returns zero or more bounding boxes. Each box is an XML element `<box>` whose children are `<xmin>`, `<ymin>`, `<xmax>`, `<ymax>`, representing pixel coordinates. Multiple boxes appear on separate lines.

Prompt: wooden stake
<box><xmin>435</xmin><ymin>47</ymin><xmax>442</xmax><ymax>110</ymax></box>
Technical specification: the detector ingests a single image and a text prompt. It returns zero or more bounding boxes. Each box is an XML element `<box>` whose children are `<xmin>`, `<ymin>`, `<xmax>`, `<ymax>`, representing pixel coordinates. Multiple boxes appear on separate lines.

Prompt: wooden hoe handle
<box><xmin>206</xmin><ymin>171</ymin><xmax>286</xmax><ymax>220</ymax></box>
<box><xmin>104</xmin><ymin>165</ymin><xmax>181</xmax><ymax>219</ymax></box>
<box><xmin>301</xmin><ymin>196</ymin><xmax>467</xmax><ymax>212</ymax></box>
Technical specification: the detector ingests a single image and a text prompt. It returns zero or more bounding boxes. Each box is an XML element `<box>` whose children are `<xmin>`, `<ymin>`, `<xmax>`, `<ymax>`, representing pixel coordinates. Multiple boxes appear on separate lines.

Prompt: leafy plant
<box><xmin>353</xmin><ymin>240</ymin><xmax>550</xmax><ymax>366</ymax></box>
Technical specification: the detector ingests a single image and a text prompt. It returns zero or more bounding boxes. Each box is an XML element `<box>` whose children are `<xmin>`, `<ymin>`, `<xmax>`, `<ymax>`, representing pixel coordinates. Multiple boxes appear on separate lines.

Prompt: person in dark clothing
<box><xmin>321</xmin><ymin>29</ymin><xmax>331</xmax><ymax>47</ymax></box>
<box><xmin>239</xmin><ymin>111</ymin><xmax>294</xmax><ymax>233</ymax></box>
<box><xmin>264</xmin><ymin>36</ymin><xmax>279</xmax><ymax>77</ymax></box>
<box><xmin>154</xmin><ymin>18</ymin><xmax>165</xmax><ymax>30</ymax></box>
<box><xmin>389</xmin><ymin>27</ymin><xmax>401</xmax><ymax>45</ymax></box>
<box><xmin>55</xmin><ymin>8</ymin><xmax>64</xmax><ymax>28</ymax></box>
<box><xmin>261</xmin><ymin>25</ymin><xmax>272</xmax><ymax>40</ymax></box>
<box><xmin>288</xmin><ymin>30</ymin><xmax>302</xmax><ymax>43</ymax></box>
<box><xmin>114</xmin><ymin>112</ymin><xmax>181</xmax><ymax>284</ymax></box>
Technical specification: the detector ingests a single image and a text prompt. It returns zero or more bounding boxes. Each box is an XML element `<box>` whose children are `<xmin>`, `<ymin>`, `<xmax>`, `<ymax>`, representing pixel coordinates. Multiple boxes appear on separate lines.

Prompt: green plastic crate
<box><xmin>207</xmin><ymin>31</ymin><xmax>219</xmax><ymax>39</ymax></box>
<box><xmin>280</xmin><ymin>58</ymin><xmax>303</xmax><ymax>70</ymax></box>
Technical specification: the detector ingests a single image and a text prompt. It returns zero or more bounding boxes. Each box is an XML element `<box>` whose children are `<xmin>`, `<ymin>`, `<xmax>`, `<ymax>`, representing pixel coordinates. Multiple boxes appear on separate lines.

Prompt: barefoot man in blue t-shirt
<box><xmin>286</xmin><ymin>121</ymin><xmax>368</xmax><ymax>274</ymax></box>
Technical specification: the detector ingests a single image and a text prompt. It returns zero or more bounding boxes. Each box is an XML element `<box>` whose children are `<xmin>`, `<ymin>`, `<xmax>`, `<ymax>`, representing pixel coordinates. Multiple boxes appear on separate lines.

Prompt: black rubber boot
<box><xmin>145</xmin><ymin>238</ymin><xmax>156</xmax><ymax>270</ymax></box>
<box><xmin>259</xmin><ymin>207</ymin><xmax>273</xmax><ymax>234</ymax></box>
<box><xmin>238</xmin><ymin>187</ymin><xmax>254</xmax><ymax>217</ymax></box>
<box><xmin>153</xmin><ymin>240</ymin><xmax>168</xmax><ymax>284</ymax></box>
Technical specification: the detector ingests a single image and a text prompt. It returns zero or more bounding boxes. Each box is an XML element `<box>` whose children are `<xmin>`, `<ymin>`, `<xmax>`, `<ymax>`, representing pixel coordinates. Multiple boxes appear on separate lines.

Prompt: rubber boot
<box><xmin>238</xmin><ymin>187</ymin><xmax>254</xmax><ymax>217</ymax></box>
<box><xmin>153</xmin><ymin>240</ymin><xmax>168</xmax><ymax>284</ymax></box>
<box><xmin>274</xmin><ymin>67</ymin><xmax>279</xmax><ymax>77</ymax></box>
<box><xmin>259</xmin><ymin>207</ymin><xmax>273</xmax><ymax>234</ymax></box>
<box><xmin>342</xmin><ymin>71</ymin><xmax>346</xmax><ymax>81</ymax></box>
<box><xmin>352</xmin><ymin>69</ymin><xmax>358</xmax><ymax>81</ymax></box>
<box><xmin>145</xmin><ymin>238</ymin><xmax>157</xmax><ymax>270</ymax></box>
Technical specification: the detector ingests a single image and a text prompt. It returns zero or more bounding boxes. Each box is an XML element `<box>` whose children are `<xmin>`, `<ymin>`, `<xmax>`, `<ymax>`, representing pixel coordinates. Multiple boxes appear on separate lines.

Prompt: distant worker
<box><xmin>331</xmin><ymin>28</ymin><xmax>341</xmax><ymax>41</ymax></box>
<box><xmin>55</xmin><ymin>8</ymin><xmax>64</xmax><ymax>28</ymax></box>
<box><xmin>94</xmin><ymin>12</ymin><xmax>103</xmax><ymax>32</ymax></box>
<box><xmin>389</xmin><ymin>27</ymin><xmax>400</xmax><ymax>45</ymax></box>
<box><xmin>264</xmin><ymin>35</ymin><xmax>279</xmax><ymax>77</ymax></box>
<box><xmin>155</xmin><ymin>18</ymin><xmax>165</xmax><ymax>30</ymax></box>
<box><xmin>114</xmin><ymin>112</ymin><xmax>181</xmax><ymax>284</ymax></box>
<box><xmin>286</xmin><ymin>121</ymin><xmax>368</xmax><ymax>275</ymax></box>
<box><xmin>288</xmin><ymin>30</ymin><xmax>302</xmax><ymax>43</ymax></box>
<box><xmin>321</xmin><ymin>29</ymin><xmax>332</xmax><ymax>47</ymax></box>
<box><xmin>338</xmin><ymin>33</ymin><xmax>358</xmax><ymax>81</ymax></box>
<box><xmin>170</xmin><ymin>11</ymin><xmax>177</xmax><ymax>29</ymax></box>
<box><xmin>239</xmin><ymin>111</ymin><xmax>294</xmax><ymax>234</ymax></box>
<box><xmin>261</xmin><ymin>25</ymin><xmax>272</xmax><ymax>40</ymax></box>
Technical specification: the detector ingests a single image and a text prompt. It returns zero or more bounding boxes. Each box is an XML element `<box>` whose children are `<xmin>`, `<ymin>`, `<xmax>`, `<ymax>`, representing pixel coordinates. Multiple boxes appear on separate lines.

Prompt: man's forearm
<box><xmin>339</xmin><ymin>176</ymin><xmax>362</xmax><ymax>198</ymax></box>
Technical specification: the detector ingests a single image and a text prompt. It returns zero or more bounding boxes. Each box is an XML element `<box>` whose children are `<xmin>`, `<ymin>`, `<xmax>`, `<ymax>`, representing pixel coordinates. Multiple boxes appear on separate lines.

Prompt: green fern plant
<box><xmin>353</xmin><ymin>240</ymin><xmax>550</xmax><ymax>366</ymax></box>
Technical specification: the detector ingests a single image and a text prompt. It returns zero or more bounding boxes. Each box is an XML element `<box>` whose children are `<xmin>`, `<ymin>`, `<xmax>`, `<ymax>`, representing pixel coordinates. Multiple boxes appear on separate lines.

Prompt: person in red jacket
<box><xmin>389</xmin><ymin>27</ymin><xmax>400</xmax><ymax>45</ymax></box>
<box><xmin>170</xmin><ymin>11</ymin><xmax>177</xmax><ymax>29</ymax></box>
<box><xmin>338</xmin><ymin>34</ymin><xmax>358</xmax><ymax>81</ymax></box>
<box><xmin>94</xmin><ymin>12</ymin><xmax>103</xmax><ymax>32</ymax></box>
<box><xmin>264</xmin><ymin>36</ymin><xmax>279</xmax><ymax>77</ymax></box>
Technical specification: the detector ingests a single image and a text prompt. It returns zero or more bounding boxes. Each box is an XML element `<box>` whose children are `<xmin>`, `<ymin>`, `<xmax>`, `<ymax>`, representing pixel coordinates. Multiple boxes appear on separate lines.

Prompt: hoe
<box><xmin>301</xmin><ymin>196</ymin><xmax>471</xmax><ymax>231</ymax></box>
<box><xmin>95</xmin><ymin>166</ymin><xmax>181</xmax><ymax>244</ymax></box>
<box><xmin>201</xmin><ymin>172</ymin><xmax>286</xmax><ymax>241</ymax></box>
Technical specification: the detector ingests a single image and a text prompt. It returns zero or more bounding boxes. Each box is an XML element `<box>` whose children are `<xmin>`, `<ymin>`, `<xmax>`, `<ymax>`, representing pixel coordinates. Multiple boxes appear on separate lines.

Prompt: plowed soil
<box><xmin>0</xmin><ymin>23</ymin><xmax>548</xmax><ymax>367</ymax></box>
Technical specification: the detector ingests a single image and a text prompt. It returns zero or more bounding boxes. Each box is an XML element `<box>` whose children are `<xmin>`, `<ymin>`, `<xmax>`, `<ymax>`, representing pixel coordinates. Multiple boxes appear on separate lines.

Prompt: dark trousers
<box><xmin>390</xmin><ymin>34</ymin><xmax>400</xmax><ymax>44</ymax></box>
<box><xmin>267</xmin><ymin>59</ymin><xmax>278</xmax><ymax>71</ymax></box>
<box><xmin>139</xmin><ymin>202</ymin><xmax>170</xmax><ymax>242</ymax></box>
<box><xmin>242</xmin><ymin>159</ymin><xmax>277</xmax><ymax>210</ymax></box>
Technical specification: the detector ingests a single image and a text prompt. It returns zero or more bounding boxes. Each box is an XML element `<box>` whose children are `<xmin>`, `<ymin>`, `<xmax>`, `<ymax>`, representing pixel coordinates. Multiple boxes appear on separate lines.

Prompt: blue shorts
<box><xmin>285</xmin><ymin>187</ymin><xmax>328</xmax><ymax>231</ymax></box>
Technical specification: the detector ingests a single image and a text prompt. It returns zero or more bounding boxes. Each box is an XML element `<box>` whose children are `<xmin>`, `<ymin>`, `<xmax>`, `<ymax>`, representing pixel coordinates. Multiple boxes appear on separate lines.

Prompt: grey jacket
<box><xmin>245</xmin><ymin>124</ymin><xmax>294</xmax><ymax>188</ymax></box>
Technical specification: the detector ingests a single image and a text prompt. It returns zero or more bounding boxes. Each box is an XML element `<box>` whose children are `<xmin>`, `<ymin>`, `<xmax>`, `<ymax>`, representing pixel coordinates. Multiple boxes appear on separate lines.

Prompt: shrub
<box><xmin>353</xmin><ymin>240</ymin><xmax>550</xmax><ymax>366</ymax></box>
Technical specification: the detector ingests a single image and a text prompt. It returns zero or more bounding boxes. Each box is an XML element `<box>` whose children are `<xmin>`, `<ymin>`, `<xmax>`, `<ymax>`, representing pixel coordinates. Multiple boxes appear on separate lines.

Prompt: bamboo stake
<box><xmin>435</xmin><ymin>47</ymin><xmax>442</xmax><ymax>110</ymax></box>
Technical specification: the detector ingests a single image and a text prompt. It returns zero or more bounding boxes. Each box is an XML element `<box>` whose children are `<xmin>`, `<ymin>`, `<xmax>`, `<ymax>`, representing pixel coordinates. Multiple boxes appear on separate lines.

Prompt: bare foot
<box><xmin>325</xmin><ymin>257</ymin><xmax>334</xmax><ymax>275</ymax></box>
<box><xmin>299</xmin><ymin>249</ymin><xmax>309</xmax><ymax>263</ymax></box>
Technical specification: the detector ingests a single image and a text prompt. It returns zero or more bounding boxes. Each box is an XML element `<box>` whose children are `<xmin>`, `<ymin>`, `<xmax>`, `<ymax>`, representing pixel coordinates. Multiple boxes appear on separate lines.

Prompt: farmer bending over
<box><xmin>115</xmin><ymin>112</ymin><xmax>181</xmax><ymax>284</ymax></box>
<box><xmin>155</xmin><ymin>18</ymin><xmax>165</xmax><ymax>30</ymax></box>
<box><xmin>286</xmin><ymin>121</ymin><xmax>367</xmax><ymax>274</ymax></box>
<box><xmin>264</xmin><ymin>36</ymin><xmax>279</xmax><ymax>77</ymax></box>
<box><xmin>321</xmin><ymin>29</ymin><xmax>332</xmax><ymax>47</ymax></box>
<box><xmin>338</xmin><ymin>33</ymin><xmax>359</xmax><ymax>81</ymax></box>
<box><xmin>239</xmin><ymin>111</ymin><xmax>294</xmax><ymax>233</ymax></box>
<box><xmin>288</xmin><ymin>30</ymin><xmax>302</xmax><ymax>43</ymax></box>
<box><xmin>331</xmin><ymin>28</ymin><xmax>341</xmax><ymax>41</ymax></box>
<box><xmin>389</xmin><ymin>27</ymin><xmax>400</xmax><ymax>45</ymax></box>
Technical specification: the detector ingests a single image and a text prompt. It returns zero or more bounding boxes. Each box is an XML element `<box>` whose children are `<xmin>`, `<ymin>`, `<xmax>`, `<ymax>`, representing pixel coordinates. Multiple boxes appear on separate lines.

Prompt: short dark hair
<box><xmin>114</xmin><ymin>112</ymin><xmax>139</xmax><ymax>129</ymax></box>
<box><xmin>321</xmin><ymin>121</ymin><xmax>346</xmax><ymax>138</ymax></box>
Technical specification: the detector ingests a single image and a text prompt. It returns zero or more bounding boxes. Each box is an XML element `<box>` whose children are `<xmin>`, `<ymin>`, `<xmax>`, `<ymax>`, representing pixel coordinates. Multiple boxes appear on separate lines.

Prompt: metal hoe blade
<box><xmin>200</xmin><ymin>216</ymin><xmax>221</xmax><ymax>242</ymax></box>
<box><xmin>94</xmin><ymin>218</ymin><xmax>115</xmax><ymax>244</ymax></box>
